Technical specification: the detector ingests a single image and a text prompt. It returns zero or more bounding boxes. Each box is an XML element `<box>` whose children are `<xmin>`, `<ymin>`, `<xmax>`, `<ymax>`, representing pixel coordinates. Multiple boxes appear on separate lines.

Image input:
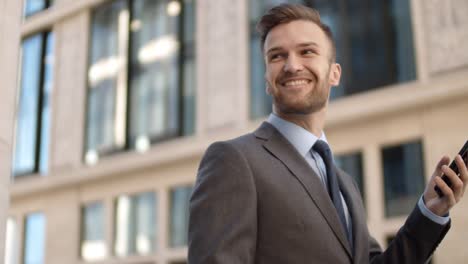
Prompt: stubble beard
<box><xmin>271</xmin><ymin>73</ymin><xmax>330</xmax><ymax>115</ymax></box>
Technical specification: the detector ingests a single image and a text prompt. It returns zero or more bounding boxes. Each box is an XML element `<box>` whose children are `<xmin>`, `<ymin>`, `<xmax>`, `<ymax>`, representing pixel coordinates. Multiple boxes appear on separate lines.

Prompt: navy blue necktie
<box><xmin>313</xmin><ymin>140</ymin><xmax>351</xmax><ymax>246</ymax></box>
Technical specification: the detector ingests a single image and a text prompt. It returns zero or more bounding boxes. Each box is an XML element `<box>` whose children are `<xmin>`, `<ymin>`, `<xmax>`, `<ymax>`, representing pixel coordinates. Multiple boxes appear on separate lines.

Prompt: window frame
<box><xmin>23</xmin><ymin>0</ymin><xmax>53</xmax><ymax>18</ymax></box>
<box><xmin>80</xmin><ymin>201</ymin><xmax>107</xmax><ymax>261</ymax></box>
<box><xmin>13</xmin><ymin>30</ymin><xmax>53</xmax><ymax>178</ymax></box>
<box><xmin>22</xmin><ymin>212</ymin><xmax>46</xmax><ymax>264</ymax></box>
<box><xmin>84</xmin><ymin>0</ymin><xmax>195</xmax><ymax>162</ymax></box>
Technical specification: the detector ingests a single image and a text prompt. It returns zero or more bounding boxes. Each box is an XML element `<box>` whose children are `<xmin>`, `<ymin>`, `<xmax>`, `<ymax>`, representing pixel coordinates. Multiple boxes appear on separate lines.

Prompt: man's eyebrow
<box><xmin>297</xmin><ymin>42</ymin><xmax>319</xmax><ymax>48</ymax></box>
<box><xmin>266</xmin><ymin>42</ymin><xmax>319</xmax><ymax>55</ymax></box>
<box><xmin>266</xmin><ymin>46</ymin><xmax>283</xmax><ymax>55</ymax></box>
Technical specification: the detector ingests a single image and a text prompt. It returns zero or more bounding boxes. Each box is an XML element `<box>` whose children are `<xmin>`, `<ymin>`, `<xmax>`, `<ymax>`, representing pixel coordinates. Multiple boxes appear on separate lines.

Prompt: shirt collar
<box><xmin>267</xmin><ymin>113</ymin><xmax>328</xmax><ymax>157</ymax></box>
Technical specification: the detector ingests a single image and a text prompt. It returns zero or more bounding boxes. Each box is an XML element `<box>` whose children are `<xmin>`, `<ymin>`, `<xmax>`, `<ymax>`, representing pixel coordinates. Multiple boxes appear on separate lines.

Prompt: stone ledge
<box><xmin>10</xmin><ymin>68</ymin><xmax>468</xmax><ymax>199</ymax></box>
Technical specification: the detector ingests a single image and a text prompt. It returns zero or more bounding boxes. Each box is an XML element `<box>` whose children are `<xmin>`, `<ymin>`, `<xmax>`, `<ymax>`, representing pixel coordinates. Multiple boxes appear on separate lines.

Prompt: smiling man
<box><xmin>188</xmin><ymin>4</ymin><xmax>467</xmax><ymax>264</ymax></box>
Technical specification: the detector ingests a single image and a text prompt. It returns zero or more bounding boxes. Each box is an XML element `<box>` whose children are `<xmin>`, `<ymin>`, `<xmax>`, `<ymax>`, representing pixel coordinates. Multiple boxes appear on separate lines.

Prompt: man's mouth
<box><xmin>281</xmin><ymin>79</ymin><xmax>312</xmax><ymax>87</ymax></box>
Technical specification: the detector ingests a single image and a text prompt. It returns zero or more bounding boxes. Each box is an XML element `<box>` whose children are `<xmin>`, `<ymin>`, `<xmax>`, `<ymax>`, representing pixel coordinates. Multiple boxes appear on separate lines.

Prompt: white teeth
<box><xmin>284</xmin><ymin>80</ymin><xmax>308</xmax><ymax>86</ymax></box>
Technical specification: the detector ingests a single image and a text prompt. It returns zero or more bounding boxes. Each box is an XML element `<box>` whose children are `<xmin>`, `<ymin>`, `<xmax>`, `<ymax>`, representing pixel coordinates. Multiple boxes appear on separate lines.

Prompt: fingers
<box><xmin>455</xmin><ymin>154</ymin><xmax>468</xmax><ymax>194</ymax></box>
<box><xmin>434</xmin><ymin>155</ymin><xmax>451</xmax><ymax>177</ymax></box>
<box><xmin>441</xmin><ymin>162</ymin><xmax>464</xmax><ymax>202</ymax></box>
<box><xmin>434</xmin><ymin>175</ymin><xmax>456</xmax><ymax>206</ymax></box>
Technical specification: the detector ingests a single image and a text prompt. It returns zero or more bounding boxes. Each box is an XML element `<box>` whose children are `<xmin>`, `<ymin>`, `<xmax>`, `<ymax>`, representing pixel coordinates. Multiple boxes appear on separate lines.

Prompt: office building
<box><xmin>1</xmin><ymin>0</ymin><xmax>468</xmax><ymax>263</ymax></box>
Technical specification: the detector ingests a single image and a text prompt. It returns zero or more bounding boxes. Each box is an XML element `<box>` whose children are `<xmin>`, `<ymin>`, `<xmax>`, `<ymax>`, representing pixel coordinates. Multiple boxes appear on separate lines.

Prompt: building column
<box><xmin>0</xmin><ymin>0</ymin><xmax>23</xmax><ymax>261</ymax></box>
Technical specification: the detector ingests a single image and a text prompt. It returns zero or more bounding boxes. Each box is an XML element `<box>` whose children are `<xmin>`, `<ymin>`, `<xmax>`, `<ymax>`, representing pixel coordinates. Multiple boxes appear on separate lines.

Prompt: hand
<box><xmin>423</xmin><ymin>155</ymin><xmax>468</xmax><ymax>216</ymax></box>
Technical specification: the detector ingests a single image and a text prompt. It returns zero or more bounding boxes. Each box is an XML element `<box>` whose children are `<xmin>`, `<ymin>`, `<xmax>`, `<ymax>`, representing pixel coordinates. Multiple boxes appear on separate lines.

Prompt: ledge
<box><xmin>9</xmin><ymin>127</ymin><xmax>250</xmax><ymax>200</ymax></box>
<box><xmin>21</xmin><ymin>0</ymin><xmax>109</xmax><ymax>36</ymax></box>
<box><xmin>326</xmin><ymin>68</ymin><xmax>468</xmax><ymax>128</ymax></box>
<box><xmin>10</xmin><ymin>68</ymin><xmax>468</xmax><ymax>200</ymax></box>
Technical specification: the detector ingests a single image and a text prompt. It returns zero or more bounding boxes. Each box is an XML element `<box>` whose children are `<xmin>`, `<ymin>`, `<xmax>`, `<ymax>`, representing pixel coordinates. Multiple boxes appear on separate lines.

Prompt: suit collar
<box><xmin>266</xmin><ymin>113</ymin><xmax>328</xmax><ymax>157</ymax></box>
<box><xmin>255</xmin><ymin>122</ymin><xmax>353</xmax><ymax>258</ymax></box>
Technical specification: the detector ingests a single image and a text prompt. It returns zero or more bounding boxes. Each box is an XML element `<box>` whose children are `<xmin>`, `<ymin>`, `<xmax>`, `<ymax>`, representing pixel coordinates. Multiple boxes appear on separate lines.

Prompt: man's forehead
<box><xmin>264</xmin><ymin>20</ymin><xmax>328</xmax><ymax>51</ymax></box>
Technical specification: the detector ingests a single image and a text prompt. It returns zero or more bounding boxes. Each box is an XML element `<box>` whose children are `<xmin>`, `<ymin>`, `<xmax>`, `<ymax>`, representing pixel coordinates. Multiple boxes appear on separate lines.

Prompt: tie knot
<box><xmin>313</xmin><ymin>140</ymin><xmax>331</xmax><ymax>157</ymax></box>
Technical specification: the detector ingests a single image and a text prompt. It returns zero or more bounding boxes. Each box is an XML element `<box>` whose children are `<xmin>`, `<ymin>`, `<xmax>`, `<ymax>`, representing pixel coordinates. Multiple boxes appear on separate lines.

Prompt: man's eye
<box><xmin>302</xmin><ymin>49</ymin><xmax>316</xmax><ymax>55</ymax></box>
<box><xmin>269</xmin><ymin>54</ymin><xmax>284</xmax><ymax>61</ymax></box>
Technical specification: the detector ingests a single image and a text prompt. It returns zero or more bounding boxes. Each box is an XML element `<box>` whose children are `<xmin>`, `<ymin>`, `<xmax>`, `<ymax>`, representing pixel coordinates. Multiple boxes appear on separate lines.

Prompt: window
<box><xmin>114</xmin><ymin>192</ymin><xmax>157</xmax><ymax>257</ymax></box>
<box><xmin>85</xmin><ymin>0</ymin><xmax>196</xmax><ymax>164</ymax></box>
<box><xmin>23</xmin><ymin>0</ymin><xmax>53</xmax><ymax>17</ymax></box>
<box><xmin>81</xmin><ymin>202</ymin><xmax>106</xmax><ymax>261</ymax></box>
<box><xmin>248</xmin><ymin>0</ymin><xmax>416</xmax><ymax>118</ymax></box>
<box><xmin>23</xmin><ymin>212</ymin><xmax>46</xmax><ymax>264</ymax></box>
<box><xmin>382</xmin><ymin>140</ymin><xmax>425</xmax><ymax>217</ymax></box>
<box><xmin>169</xmin><ymin>185</ymin><xmax>193</xmax><ymax>248</ymax></box>
<box><xmin>335</xmin><ymin>152</ymin><xmax>365</xmax><ymax>202</ymax></box>
<box><xmin>5</xmin><ymin>218</ymin><xmax>19</xmax><ymax>264</ymax></box>
<box><xmin>13</xmin><ymin>31</ymin><xmax>54</xmax><ymax>177</ymax></box>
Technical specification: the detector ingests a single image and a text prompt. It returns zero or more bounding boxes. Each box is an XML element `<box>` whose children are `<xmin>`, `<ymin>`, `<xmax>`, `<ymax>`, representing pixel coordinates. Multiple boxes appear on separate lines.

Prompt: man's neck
<box><xmin>273</xmin><ymin>108</ymin><xmax>326</xmax><ymax>138</ymax></box>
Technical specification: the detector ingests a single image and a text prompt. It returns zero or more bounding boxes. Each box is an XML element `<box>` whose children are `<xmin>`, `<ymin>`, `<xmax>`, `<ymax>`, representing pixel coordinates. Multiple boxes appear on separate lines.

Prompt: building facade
<box><xmin>1</xmin><ymin>0</ymin><xmax>468</xmax><ymax>263</ymax></box>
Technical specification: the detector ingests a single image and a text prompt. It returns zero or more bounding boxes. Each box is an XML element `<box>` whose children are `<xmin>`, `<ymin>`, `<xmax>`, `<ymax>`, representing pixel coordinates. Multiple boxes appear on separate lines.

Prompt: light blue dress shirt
<box><xmin>267</xmin><ymin>113</ymin><xmax>449</xmax><ymax>226</ymax></box>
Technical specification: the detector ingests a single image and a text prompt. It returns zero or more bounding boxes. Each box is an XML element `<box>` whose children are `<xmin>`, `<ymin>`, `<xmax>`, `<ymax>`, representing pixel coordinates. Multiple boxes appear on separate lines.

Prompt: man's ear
<box><xmin>266</xmin><ymin>84</ymin><xmax>272</xmax><ymax>95</ymax></box>
<box><xmin>329</xmin><ymin>63</ymin><xmax>341</xmax><ymax>86</ymax></box>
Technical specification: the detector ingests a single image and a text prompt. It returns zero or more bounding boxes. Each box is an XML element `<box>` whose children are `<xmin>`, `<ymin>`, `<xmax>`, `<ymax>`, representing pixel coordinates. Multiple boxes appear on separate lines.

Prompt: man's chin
<box><xmin>276</xmin><ymin>103</ymin><xmax>326</xmax><ymax>115</ymax></box>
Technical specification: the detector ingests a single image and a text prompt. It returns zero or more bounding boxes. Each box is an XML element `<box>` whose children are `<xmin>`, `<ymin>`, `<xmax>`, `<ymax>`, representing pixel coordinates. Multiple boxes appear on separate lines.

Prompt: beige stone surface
<box><xmin>424</xmin><ymin>0</ymin><xmax>468</xmax><ymax>73</ymax></box>
<box><xmin>0</xmin><ymin>141</ymin><xmax>10</xmax><ymax>262</ymax></box>
<box><xmin>0</xmin><ymin>0</ymin><xmax>22</xmax><ymax>261</ymax></box>
<box><xmin>197</xmin><ymin>0</ymin><xmax>249</xmax><ymax>133</ymax></box>
<box><xmin>43</xmin><ymin>190</ymin><xmax>80</xmax><ymax>264</ymax></box>
<box><xmin>50</xmin><ymin>12</ymin><xmax>89</xmax><ymax>173</ymax></box>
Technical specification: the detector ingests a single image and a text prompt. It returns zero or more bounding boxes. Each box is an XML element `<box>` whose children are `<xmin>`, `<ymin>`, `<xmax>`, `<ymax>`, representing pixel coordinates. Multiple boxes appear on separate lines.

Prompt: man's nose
<box><xmin>283</xmin><ymin>55</ymin><xmax>304</xmax><ymax>73</ymax></box>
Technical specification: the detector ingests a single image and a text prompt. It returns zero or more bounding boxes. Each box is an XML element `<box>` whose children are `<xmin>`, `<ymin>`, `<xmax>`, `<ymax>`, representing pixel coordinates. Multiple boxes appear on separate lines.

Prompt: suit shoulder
<box><xmin>206</xmin><ymin>132</ymin><xmax>258</xmax><ymax>154</ymax></box>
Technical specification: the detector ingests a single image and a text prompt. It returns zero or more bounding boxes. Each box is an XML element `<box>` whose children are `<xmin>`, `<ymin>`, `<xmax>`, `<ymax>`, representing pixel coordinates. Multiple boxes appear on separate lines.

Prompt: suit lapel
<box><xmin>337</xmin><ymin>168</ymin><xmax>368</xmax><ymax>262</ymax></box>
<box><xmin>255</xmin><ymin>123</ymin><xmax>352</xmax><ymax>258</ymax></box>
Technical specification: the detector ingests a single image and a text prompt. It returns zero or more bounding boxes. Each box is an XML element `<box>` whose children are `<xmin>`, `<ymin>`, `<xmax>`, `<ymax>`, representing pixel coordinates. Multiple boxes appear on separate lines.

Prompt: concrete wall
<box><xmin>0</xmin><ymin>0</ymin><xmax>23</xmax><ymax>261</ymax></box>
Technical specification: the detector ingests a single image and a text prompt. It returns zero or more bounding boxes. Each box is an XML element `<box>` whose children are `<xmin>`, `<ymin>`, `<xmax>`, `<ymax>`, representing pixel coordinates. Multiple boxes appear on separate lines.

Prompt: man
<box><xmin>188</xmin><ymin>4</ymin><xmax>467</xmax><ymax>264</ymax></box>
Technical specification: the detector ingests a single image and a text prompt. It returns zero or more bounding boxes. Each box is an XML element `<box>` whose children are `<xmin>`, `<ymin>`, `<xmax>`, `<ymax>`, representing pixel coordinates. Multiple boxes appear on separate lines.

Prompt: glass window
<box><xmin>23</xmin><ymin>0</ymin><xmax>53</xmax><ymax>17</ymax></box>
<box><xmin>23</xmin><ymin>212</ymin><xmax>46</xmax><ymax>264</ymax></box>
<box><xmin>86</xmin><ymin>0</ymin><xmax>196</xmax><ymax>163</ymax></box>
<box><xmin>382</xmin><ymin>140</ymin><xmax>425</xmax><ymax>217</ymax></box>
<box><xmin>13</xmin><ymin>31</ymin><xmax>54</xmax><ymax>177</ymax></box>
<box><xmin>5</xmin><ymin>218</ymin><xmax>19</xmax><ymax>264</ymax></box>
<box><xmin>86</xmin><ymin>0</ymin><xmax>129</xmax><ymax>163</ymax></box>
<box><xmin>114</xmin><ymin>192</ymin><xmax>157</xmax><ymax>257</ymax></box>
<box><xmin>81</xmin><ymin>202</ymin><xmax>107</xmax><ymax>261</ymax></box>
<box><xmin>169</xmin><ymin>185</ymin><xmax>193</xmax><ymax>248</ymax></box>
<box><xmin>248</xmin><ymin>0</ymin><xmax>416</xmax><ymax>118</ymax></box>
<box><xmin>335</xmin><ymin>152</ymin><xmax>365</xmax><ymax>202</ymax></box>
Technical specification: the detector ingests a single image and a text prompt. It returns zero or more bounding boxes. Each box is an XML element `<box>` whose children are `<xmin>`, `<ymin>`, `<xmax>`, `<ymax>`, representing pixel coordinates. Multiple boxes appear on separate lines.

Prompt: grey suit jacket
<box><xmin>188</xmin><ymin>122</ymin><xmax>450</xmax><ymax>264</ymax></box>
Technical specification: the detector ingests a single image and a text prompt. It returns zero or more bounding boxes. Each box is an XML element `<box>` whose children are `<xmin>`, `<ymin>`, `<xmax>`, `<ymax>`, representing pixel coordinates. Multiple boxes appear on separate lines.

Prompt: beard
<box><xmin>269</xmin><ymin>69</ymin><xmax>331</xmax><ymax>115</ymax></box>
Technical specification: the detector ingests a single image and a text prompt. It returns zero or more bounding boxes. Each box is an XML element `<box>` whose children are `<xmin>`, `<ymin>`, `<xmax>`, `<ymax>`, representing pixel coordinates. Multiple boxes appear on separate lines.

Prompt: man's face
<box><xmin>263</xmin><ymin>20</ymin><xmax>341</xmax><ymax>115</ymax></box>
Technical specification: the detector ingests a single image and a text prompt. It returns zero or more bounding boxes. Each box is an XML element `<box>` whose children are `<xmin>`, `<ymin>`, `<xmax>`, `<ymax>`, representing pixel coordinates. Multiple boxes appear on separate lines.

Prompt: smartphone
<box><xmin>434</xmin><ymin>140</ymin><xmax>468</xmax><ymax>198</ymax></box>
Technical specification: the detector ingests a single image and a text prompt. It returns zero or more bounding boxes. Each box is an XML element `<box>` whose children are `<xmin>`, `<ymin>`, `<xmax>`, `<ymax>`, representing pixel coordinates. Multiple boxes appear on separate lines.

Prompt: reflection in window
<box><xmin>86</xmin><ymin>0</ymin><xmax>128</xmax><ymax>163</ymax></box>
<box><xmin>13</xmin><ymin>32</ymin><xmax>54</xmax><ymax>177</ymax></box>
<box><xmin>23</xmin><ymin>0</ymin><xmax>53</xmax><ymax>17</ymax></box>
<box><xmin>24</xmin><ymin>213</ymin><xmax>46</xmax><ymax>264</ymax></box>
<box><xmin>81</xmin><ymin>202</ymin><xmax>107</xmax><ymax>261</ymax></box>
<box><xmin>86</xmin><ymin>0</ymin><xmax>196</xmax><ymax>163</ymax></box>
<box><xmin>248</xmin><ymin>0</ymin><xmax>416</xmax><ymax>118</ymax></box>
<box><xmin>5</xmin><ymin>218</ymin><xmax>19</xmax><ymax>264</ymax></box>
<box><xmin>382</xmin><ymin>140</ymin><xmax>425</xmax><ymax>217</ymax></box>
<box><xmin>169</xmin><ymin>185</ymin><xmax>193</xmax><ymax>248</ymax></box>
<box><xmin>335</xmin><ymin>152</ymin><xmax>365</xmax><ymax>202</ymax></box>
<box><xmin>114</xmin><ymin>192</ymin><xmax>156</xmax><ymax>257</ymax></box>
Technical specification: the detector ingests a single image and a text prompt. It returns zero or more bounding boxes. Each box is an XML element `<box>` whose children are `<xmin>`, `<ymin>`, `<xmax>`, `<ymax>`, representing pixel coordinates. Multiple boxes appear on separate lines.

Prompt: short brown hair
<box><xmin>256</xmin><ymin>4</ymin><xmax>336</xmax><ymax>61</ymax></box>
